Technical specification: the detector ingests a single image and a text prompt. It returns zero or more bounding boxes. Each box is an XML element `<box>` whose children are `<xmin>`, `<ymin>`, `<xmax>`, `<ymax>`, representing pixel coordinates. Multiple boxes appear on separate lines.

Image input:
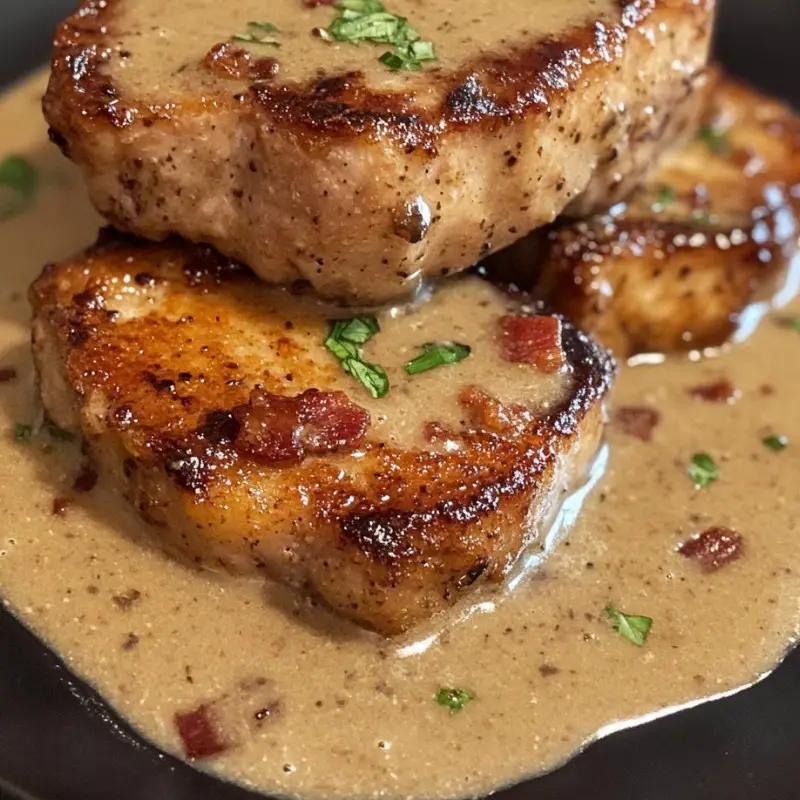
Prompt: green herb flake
<box><xmin>324</xmin><ymin>0</ymin><xmax>435</xmax><ymax>71</ymax></box>
<box><xmin>688</xmin><ymin>451</ymin><xmax>719</xmax><ymax>489</ymax></box>
<box><xmin>698</xmin><ymin>124</ymin><xmax>731</xmax><ymax>156</ymax></box>
<box><xmin>606</xmin><ymin>606</ymin><xmax>653</xmax><ymax>647</ymax></box>
<box><xmin>656</xmin><ymin>185</ymin><xmax>675</xmax><ymax>207</ymax></box>
<box><xmin>325</xmin><ymin>316</ymin><xmax>389</xmax><ymax>398</ymax></box>
<box><xmin>762</xmin><ymin>434</ymin><xmax>788</xmax><ymax>452</ymax></box>
<box><xmin>344</xmin><ymin>358</ymin><xmax>390</xmax><ymax>398</ymax></box>
<box><xmin>404</xmin><ymin>342</ymin><xmax>471</xmax><ymax>376</ymax></box>
<box><xmin>332</xmin><ymin>316</ymin><xmax>380</xmax><ymax>344</ymax></box>
<box><xmin>435</xmin><ymin>687</ymin><xmax>474</xmax><ymax>713</ymax></box>
<box><xmin>0</xmin><ymin>155</ymin><xmax>38</xmax><ymax>222</ymax></box>
<box><xmin>232</xmin><ymin>21</ymin><xmax>281</xmax><ymax>46</ymax></box>
<box><xmin>13</xmin><ymin>423</ymin><xmax>33</xmax><ymax>442</ymax></box>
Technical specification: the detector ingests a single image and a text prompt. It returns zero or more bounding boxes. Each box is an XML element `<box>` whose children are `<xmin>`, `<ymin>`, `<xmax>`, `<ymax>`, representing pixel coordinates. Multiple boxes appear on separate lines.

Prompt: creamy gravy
<box><xmin>2</xmin><ymin>72</ymin><xmax>800</xmax><ymax>800</ymax></box>
<box><xmin>111</xmin><ymin>0</ymin><xmax>616</xmax><ymax>98</ymax></box>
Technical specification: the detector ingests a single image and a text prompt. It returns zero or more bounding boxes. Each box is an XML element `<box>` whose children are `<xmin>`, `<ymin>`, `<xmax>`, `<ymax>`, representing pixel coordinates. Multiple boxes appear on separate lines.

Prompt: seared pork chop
<box><xmin>43</xmin><ymin>0</ymin><xmax>713</xmax><ymax>304</ymax></box>
<box><xmin>30</xmin><ymin>233</ymin><xmax>614</xmax><ymax>634</ymax></box>
<box><xmin>503</xmin><ymin>75</ymin><xmax>800</xmax><ymax>357</ymax></box>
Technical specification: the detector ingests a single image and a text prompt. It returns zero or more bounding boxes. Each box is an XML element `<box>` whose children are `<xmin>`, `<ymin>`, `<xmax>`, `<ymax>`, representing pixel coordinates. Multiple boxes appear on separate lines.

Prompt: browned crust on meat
<box><xmin>44</xmin><ymin>0</ymin><xmax>713</xmax><ymax>153</ymax></box>
<box><xmin>30</xmin><ymin>232</ymin><xmax>614</xmax><ymax>633</ymax></box>
<box><xmin>487</xmin><ymin>73</ymin><xmax>800</xmax><ymax>357</ymax></box>
<box><xmin>537</xmin><ymin>215</ymin><xmax>789</xmax><ymax>355</ymax></box>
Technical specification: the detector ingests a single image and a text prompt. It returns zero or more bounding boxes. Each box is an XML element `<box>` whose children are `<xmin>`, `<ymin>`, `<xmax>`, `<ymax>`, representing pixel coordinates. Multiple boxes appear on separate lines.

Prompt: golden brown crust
<box><xmin>30</xmin><ymin>233</ymin><xmax>613</xmax><ymax>634</ymax></box>
<box><xmin>44</xmin><ymin>0</ymin><xmax>711</xmax><ymax>150</ymax></box>
<box><xmin>41</xmin><ymin>0</ymin><xmax>714</xmax><ymax>305</ymax></box>
<box><xmin>488</xmin><ymin>73</ymin><xmax>800</xmax><ymax>357</ymax></box>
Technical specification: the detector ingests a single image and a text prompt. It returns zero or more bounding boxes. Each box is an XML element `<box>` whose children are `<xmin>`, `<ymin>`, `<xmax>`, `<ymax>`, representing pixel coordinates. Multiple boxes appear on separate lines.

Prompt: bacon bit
<box><xmin>460</xmin><ymin>386</ymin><xmax>531</xmax><ymax>433</ymax></box>
<box><xmin>174</xmin><ymin>705</ymin><xmax>230</xmax><ymax>760</ymax></box>
<box><xmin>112</xmin><ymin>589</ymin><xmax>142</xmax><ymax>610</ymax></box>
<box><xmin>678</xmin><ymin>527</ymin><xmax>744</xmax><ymax>572</ymax></box>
<box><xmin>250</xmin><ymin>57</ymin><xmax>280</xmax><ymax>81</ymax></box>
<box><xmin>205</xmin><ymin>42</ymin><xmax>251</xmax><ymax>79</ymax></box>
<box><xmin>498</xmin><ymin>315</ymin><xmax>565</xmax><ymax>372</ymax></box>
<box><xmin>687</xmin><ymin>379</ymin><xmax>740</xmax><ymax>404</ymax></box>
<box><xmin>615</xmin><ymin>406</ymin><xmax>660</xmax><ymax>442</ymax></box>
<box><xmin>174</xmin><ymin>677</ymin><xmax>279</xmax><ymax>759</ymax></box>
<box><xmin>73</xmin><ymin>464</ymin><xmax>98</xmax><ymax>493</ymax></box>
<box><xmin>0</xmin><ymin>367</ymin><xmax>17</xmax><ymax>383</ymax></box>
<box><xmin>233</xmin><ymin>389</ymin><xmax>369</xmax><ymax>465</ymax></box>
<box><xmin>204</xmin><ymin>43</ymin><xmax>279</xmax><ymax>81</ymax></box>
<box><xmin>52</xmin><ymin>497</ymin><xmax>71</xmax><ymax>516</ymax></box>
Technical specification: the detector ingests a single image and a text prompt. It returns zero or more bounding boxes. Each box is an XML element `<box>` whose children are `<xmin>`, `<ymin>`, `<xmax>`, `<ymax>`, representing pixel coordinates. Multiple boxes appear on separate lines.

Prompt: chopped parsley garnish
<box><xmin>435</xmin><ymin>687</ymin><xmax>474</xmax><ymax>712</ymax></box>
<box><xmin>404</xmin><ymin>342</ymin><xmax>471</xmax><ymax>375</ymax></box>
<box><xmin>380</xmin><ymin>40</ymin><xmax>435</xmax><ymax>70</ymax></box>
<box><xmin>232</xmin><ymin>21</ymin><xmax>281</xmax><ymax>46</ymax></box>
<box><xmin>656</xmin><ymin>185</ymin><xmax>675</xmax><ymax>207</ymax></box>
<box><xmin>323</xmin><ymin>0</ymin><xmax>436</xmax><ymax>71</ymax></box>
<box><xmin>688</xmin><ymin>451</ymin><xmax>719</xmax><ymax>489</ymax></box>
<box><xmin>0</xmin><ymin>155</ymin><xmax>38</xmax><ymax>221</ymax></box>
<box><xmin>762</xmin><ymin>434</ymin><xmax>788</xmax><ymax>452</ymax></box>
<box><xmin>325</xmin><ymin>316</ymin><xmax>389</xmax><ymax>398</ymax></box>
<box><xmin>606</xmin><ymin>606</ymin><xmax>653</xmax><ymax>647</ymax></box>
<box><xmin>13</xmin><ymin>423</ymin><xmax>32</xmax><ymax>442</ymax></box>
<box><xmin>698</xmin><ymin>124</ymin><xmax>731</xmax><ymax>155</ymax></box>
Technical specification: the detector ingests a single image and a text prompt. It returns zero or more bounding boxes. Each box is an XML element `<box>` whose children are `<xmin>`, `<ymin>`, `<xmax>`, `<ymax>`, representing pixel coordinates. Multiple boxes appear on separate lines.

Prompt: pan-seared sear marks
<box><xmin>45</xmin><ymin>0</ymin><xmax>701</xmax><ymax>141</ymax></box>
<box><xmin>42</xmin><ymin>0</ymin><xmax>714</xmax><ymax>303</ymax></box>
<box><xmin>459</xmin><ymin>386</ymin><xmax>533</xmax><ymax>434</ymax></box>
<box><xmin>516</xmin><ymin>75</ymin><xmax>800</xmax><ymax>357</ymax></box>
<box><xmin>30</xmin><ymin>233</ymin><xmax>614</xmax><ymax>634</ymax></box>
<box><xmin>422</xmin><ymin>420</ymin><xmax>458</xmax><ymax>444</ymax></box>
<box><xmin>204</xmin><ymin>43</ymin><xmax>280</xmax><ymax>82</ymax></box>
<box><xmin>232</xmin><ymin>388</ymin><xmax>369</xmax><ymax>465</ymax></box>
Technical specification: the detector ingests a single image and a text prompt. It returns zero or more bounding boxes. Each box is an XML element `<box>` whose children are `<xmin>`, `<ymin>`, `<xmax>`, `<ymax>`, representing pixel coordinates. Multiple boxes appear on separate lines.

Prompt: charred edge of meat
<box><xmin>337</xmin><ymin>320</ymin><xmax>614</xmax><ymax>567</ymax></box>
<box><xmin>44</xmin><ymin>0</ymin><xmax>710</xmax><ymax>151</ymax></box>
<box><xmin>534</xmin><ymin>214</ymin><xmax>789</xmax><ymax>354</ymax></box>
<box><xmin>30</xmin><ymin>233</ymin><xmax>614</xmax><ymax>579</ymax></box>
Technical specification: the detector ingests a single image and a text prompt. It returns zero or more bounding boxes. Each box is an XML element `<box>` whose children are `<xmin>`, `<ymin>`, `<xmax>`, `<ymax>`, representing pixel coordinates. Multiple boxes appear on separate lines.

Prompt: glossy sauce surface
<box><xmin>1</xmin><ymin>73</ymin><xmax>800</xmax><ymax>800</ymax></box>
<box><xmin>111</xmin><ymin>0</ymin><xmax>615</xmax><ymax>96</ymax></box>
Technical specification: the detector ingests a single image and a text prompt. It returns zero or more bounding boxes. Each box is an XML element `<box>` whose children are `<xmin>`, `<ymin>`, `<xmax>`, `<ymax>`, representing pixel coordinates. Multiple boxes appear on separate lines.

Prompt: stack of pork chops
<box><xmin>31</xmin><ymin>0</ymin><xmax>800</xmax><ymax>633</ymax></box>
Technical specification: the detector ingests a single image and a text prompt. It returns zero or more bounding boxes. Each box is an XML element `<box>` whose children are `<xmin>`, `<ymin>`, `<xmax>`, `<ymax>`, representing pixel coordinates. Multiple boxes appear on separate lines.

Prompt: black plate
<box><xmin>1</xmin><ymin>2</ymin><xmax>799</xmax><ymax>798</ymax></box>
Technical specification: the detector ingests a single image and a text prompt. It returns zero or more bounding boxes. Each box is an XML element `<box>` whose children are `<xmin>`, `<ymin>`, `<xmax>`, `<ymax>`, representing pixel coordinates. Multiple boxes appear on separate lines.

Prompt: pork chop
<box><xmin>43</xmin><ymin>0</ymin><xmax>713</xmax><ymax>305</ymax></box>
<box><xmin>30</xmin><ymin>232</ymin><xmax>614</xmax><ymax>634</ymax></box>
<box><xmin>488</xmin><ymin>74</ymin><xmax>800</xmax><ymax>357</ymax></box>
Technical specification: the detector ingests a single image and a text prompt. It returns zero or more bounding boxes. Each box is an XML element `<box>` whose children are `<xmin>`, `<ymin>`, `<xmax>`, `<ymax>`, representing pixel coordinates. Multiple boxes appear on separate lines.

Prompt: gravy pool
<box><xmin>0</xmin><ymin>72</ymin><xmax>799</xmax><ymax>800</ymax></box>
